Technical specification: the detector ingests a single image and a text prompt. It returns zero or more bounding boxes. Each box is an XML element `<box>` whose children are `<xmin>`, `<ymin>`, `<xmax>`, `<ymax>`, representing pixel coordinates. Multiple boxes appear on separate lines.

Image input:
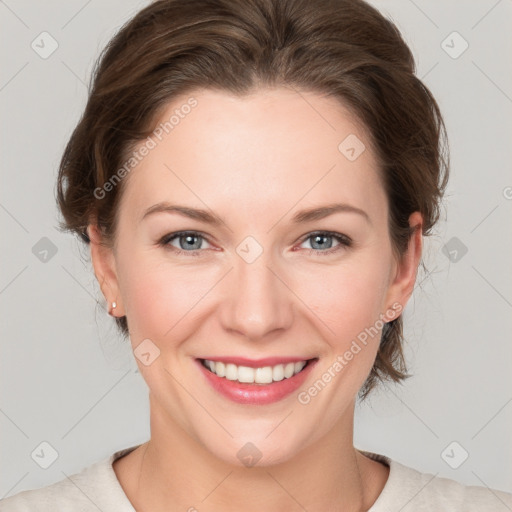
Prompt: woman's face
<box><xmin>91</xmin><ymin>87</ymin><xmax>421</xmax><ymax>466</ymax></box>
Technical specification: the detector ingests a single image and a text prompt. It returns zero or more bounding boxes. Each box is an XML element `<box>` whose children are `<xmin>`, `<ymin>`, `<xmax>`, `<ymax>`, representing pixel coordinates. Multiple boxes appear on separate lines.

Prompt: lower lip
<box><xmin>196</xmin><ymin>359</ymin><xmax>317</xmax><ymax>405</ymax></box>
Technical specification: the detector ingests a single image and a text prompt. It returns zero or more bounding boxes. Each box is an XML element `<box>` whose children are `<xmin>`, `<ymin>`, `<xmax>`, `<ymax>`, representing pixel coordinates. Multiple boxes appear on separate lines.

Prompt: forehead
<box><xmin>119</xmin><ymin>88</ymin><xmax>386</xmax><ymax>226</ymax></box>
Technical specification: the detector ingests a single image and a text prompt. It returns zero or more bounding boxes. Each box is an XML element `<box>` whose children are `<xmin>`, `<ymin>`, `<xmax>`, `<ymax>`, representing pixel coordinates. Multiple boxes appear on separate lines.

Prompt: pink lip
<box><xmin>195</xmin><ymin>358</ymin><xmax>318</xmax><ymax>405</ymax></box>
<box><xmin>200</xmin><ymin>356</ymin><xmax>312</xmax><ymax>368</ymax></box>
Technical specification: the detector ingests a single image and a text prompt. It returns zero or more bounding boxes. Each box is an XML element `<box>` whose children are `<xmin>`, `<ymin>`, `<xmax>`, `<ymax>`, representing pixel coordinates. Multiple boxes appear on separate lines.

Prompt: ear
<box><xmin>88</xmin><ymin>224</ymin><xmax>125</xmax><ymax>317</ymax></box>
<box><xmin>383</xmin><ymin>211</ymin><xmax>423</xmax><ymax>316</ymax></box>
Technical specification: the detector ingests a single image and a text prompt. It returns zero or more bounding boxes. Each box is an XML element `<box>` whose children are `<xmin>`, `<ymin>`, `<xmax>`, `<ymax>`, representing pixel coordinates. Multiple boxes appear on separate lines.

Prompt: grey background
<box><xmin>1</xmin><ymin>0</ymin><xmax>511</xmax><ymax>499</ymax></box>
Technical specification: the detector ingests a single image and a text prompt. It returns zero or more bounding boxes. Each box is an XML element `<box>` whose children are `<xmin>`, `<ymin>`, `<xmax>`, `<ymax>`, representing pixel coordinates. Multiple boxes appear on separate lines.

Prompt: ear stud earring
<box><xmin>108</xmin><ymin>301</ymin><xmax>117</xmax><ymax>316</ymax></box>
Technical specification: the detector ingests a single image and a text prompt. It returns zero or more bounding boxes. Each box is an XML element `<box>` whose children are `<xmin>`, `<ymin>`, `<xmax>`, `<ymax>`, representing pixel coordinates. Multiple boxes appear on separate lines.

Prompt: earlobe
<box><xmin>88</xmin><ymin>224</ymin><xmax>125</xmax><ymax>317</ymax></box>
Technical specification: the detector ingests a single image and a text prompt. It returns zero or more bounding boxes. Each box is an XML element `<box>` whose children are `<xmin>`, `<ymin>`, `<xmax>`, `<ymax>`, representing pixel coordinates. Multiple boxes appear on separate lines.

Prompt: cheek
<box><xmin>293</xmin><ymin>254</ymin><xmax>391</xmax><ymax>352</ymax></box>
<box><xmin>117</xmin><ymin>251</ymin><xmax>218</xmax><ymax>342</ymax></box>
<box><xmin>278</xmin><ymin>260</ymin><xmax>392</xmax><ymax>440</ymax></box>
<box><xmin>290</xmin><ymin>260</ymin><xmax>392</xmax><ymax>415</ymax></box>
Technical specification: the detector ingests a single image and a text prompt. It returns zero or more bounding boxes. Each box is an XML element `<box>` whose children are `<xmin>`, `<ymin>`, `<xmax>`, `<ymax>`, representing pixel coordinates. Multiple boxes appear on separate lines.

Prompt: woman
<box><xmin>2</xmin><ymin>0</ymin><xmax>511</xmax><ymax>510</ymax></box>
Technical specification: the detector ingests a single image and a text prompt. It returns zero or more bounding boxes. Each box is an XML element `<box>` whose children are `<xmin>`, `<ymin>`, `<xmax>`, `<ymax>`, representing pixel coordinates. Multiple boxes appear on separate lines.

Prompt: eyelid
<box><xmin>296</xmin><ymin>231</ymin><xmax>352</xmax><ymax>254</ymax></box>
<box><xmin>158</xmin><ymin>230</ymin><xmax>214</xmax><ymax>252</ymax></box>
<box><xmin>158</xmin><ymin>230</ymin><xmax>352</xmax><ymax>256</ymax></box>
<box><xmin>298</xmin><ymin>230</ymin><xmax>352</xmax><ymax>245</ymax></box>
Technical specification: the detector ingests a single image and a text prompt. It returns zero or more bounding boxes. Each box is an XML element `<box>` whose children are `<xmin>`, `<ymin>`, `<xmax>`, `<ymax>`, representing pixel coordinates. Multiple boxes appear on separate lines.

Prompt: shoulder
<box><xmin>0</xmin><ymin>445</ymin><xmax>140</xmax><ymax>512</ymax></box>
<box><xmin>361</xmin><ymin>450</ymin><xmax>512</xmax><ymax>512</ymax></box>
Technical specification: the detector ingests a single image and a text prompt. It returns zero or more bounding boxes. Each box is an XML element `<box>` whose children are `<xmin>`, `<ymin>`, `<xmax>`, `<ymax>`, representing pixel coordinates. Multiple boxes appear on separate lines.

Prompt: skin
<box><xmin>89</xmin><ymin>87</ymin><xmax>422</xmax><ymax>511</ymax></box>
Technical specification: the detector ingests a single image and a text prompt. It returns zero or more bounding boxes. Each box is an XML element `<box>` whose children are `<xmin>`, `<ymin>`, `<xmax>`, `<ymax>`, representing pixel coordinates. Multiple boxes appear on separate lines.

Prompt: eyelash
<box><xmin>157</xmin><ymin>230</ymin><xmax>353</xmax><ymax>257</ymax></box>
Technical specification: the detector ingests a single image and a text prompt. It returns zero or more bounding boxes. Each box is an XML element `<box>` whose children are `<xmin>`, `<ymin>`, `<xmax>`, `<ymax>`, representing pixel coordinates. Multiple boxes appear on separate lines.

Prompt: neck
<box><xmin>120</xmin><ymin>395</ymin><xmax>384</xmax><ymax>512</ymax></box>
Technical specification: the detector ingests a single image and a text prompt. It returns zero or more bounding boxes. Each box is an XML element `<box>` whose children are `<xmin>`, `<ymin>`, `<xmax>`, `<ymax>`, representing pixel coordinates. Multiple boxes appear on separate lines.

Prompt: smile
<box><xmin>196</xmin><ymin>357</ymin><xmax>318</xmax><ymax>405</ymax></box>
<box><xmin>200</xmin><ymin>358</ymin><xmax>311</xmax><ymax>384</ymax></box>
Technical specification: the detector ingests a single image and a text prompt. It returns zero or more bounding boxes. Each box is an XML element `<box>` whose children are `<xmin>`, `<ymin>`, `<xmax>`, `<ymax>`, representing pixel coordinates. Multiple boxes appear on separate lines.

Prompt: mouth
<box><xmin>199</xmin><ymin>358</ymin><xmax>316</xmax><ymax>384</ymax></box>
<box><xmin>196</xmin><ymin>357</ymin><xmax>318</xmax><ymax>405</ymax></box>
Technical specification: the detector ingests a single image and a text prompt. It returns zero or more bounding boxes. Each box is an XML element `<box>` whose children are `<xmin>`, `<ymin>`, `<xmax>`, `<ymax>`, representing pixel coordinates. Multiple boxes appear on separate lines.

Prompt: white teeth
<box><xmin>202</xmin><ymin>359</ymin><xmax>309</xmax><ymax>384</ymax></box>
<box><xmin>225</xmin><ymin>363</ymin><xmax>237</xmax><ymax>381</ymax></box>
<box><xmin>284</xmin><ymin>362</ymin><xmax>295</xmax><ymax>378</ymax></box>
<box><xmin>238</xmin><ymin>366</ymin><xmax>255</xmax><ymax>383</ymax></box>
<box><xmin>272</xmin><ymin>364</ymin><xmax>284</xmax><ymax>381</ymax></box>
<box><xmin>215</xmin><ymin>361</ymin><xmax>226</xmax><ymax>377</ymax></box>
<box><xmin>255</xmin><ymin>366</ymin><xmax>273</xmax><ymax>384</ymax></box>
<box><xmin>294</xmin><ymin>361</ymin><xmax>306</xmax><ymax>373</ymax></box>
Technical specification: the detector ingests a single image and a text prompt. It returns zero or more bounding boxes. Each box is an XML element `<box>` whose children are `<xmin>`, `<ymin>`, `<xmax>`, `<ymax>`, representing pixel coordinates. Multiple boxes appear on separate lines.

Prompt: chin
<box><xmin>211</xmin><ymin>439</ymin><xmax>300</xmax><ymax>468</ymax></box>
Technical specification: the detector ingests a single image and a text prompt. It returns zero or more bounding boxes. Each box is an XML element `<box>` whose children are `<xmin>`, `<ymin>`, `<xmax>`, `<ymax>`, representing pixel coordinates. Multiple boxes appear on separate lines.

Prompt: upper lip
<box><xmin>198</xmin><ymin>356</ymin><xmax>316</xmax><ymax>368</ymax></box>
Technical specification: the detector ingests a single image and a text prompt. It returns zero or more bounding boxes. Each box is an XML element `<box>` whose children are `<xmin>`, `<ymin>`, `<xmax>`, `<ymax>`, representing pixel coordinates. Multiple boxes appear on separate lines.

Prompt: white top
<box><xmin>1</xmin><ymin>444</ymin><xmax>511</xmax><ymax>511</ymax></box>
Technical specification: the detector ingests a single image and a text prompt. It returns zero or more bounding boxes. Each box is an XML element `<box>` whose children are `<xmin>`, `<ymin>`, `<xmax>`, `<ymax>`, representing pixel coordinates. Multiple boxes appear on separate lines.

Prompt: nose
<box><xmin>219</xmin><ymin>250</ymin><xmax>294</xmax><ymax>342</ymax></box>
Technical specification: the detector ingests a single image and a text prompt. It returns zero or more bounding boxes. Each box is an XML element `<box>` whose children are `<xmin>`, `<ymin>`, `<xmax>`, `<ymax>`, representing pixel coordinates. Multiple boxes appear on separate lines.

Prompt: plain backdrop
<box><xmin>1</xmin><ymin>0</ymin><xmax>511</xmax><ymax>498</ymax></box>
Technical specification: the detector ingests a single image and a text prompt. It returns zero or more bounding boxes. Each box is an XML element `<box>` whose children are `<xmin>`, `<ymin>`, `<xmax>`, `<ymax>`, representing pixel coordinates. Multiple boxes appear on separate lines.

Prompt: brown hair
<box><xmin>56</xmin><ymin>0</ymin><xmax>449</xmax><ymax>401</ymax></box>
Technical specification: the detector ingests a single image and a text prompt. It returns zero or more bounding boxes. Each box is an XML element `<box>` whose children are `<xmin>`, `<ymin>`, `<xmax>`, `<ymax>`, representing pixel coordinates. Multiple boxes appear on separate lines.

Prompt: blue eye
<box><xmin>159</xmin><ymin>231</ymin><xmax>211</xmax><ymax>256</ymax></box>
<box><xmin>158</xmin><ymin>230</ymin><xmax>352</xmax><ymax>257</ymax></box>
<box><xmin>299</xmin><ymin>231</ymin><xmax>352</xmax><ymax>256</ymax></box>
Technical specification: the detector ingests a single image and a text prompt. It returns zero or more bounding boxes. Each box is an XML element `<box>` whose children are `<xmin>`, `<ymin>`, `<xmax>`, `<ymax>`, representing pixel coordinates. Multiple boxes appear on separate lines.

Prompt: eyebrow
<box><xmin>140</xmin><ymin>202</ymin><xmax>371</xmax><ymax>226</ymax></box>
<box><xmin>291</xmin><ymin>203</ymin><xmax>371</xmax><ymax>225</ymax></box>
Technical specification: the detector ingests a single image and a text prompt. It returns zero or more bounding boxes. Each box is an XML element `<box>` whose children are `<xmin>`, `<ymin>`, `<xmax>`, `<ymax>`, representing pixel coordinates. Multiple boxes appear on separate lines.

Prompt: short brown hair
<box><xmin>56</xmin><ymin>0</ymin><xmax>449</xmax><ymax>400</ymax></box>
